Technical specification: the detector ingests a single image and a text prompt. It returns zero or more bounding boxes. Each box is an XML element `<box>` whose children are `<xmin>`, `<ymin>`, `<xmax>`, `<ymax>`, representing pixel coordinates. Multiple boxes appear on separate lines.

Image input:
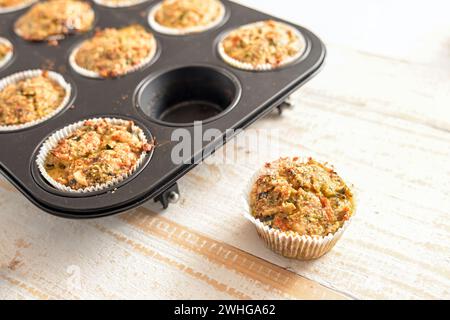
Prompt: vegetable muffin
<box><xmin>153</xmin><ymin>0</ymin><xmax>224</xmax><ymax>32</ymax></box>
<box><xmin>44</xmin><ymin>119</ymin><xmax>153</xmax><ymax>190</ymax></box>
<box><xmin>0</xmin><ymin>72</ymin><xmax>66</xmax><ymax>126</ymax></box>
<box><xmin>0</xmin><ymin>0</ymin><xmax>35</xmax><ymax>10</ymax></box>
<box><xmin>220</xmin><ymin>20</ymin><xmax>305</xmax><ymax>70</ymax></box>
<box><xmin>0</xmin><ymin>42</ymin><xmax>12</xmax><ymax>62</ymax></box>
<box><xmin>73</xmin><ymin>24</ymin><xmax>156</xmax><ymax>78</ymax></box>
<box><xmin>250</xmin><ymin>157</ymin><xmax>354</xmax><ymax>237</ymax></box>
<box><xmin>14</xmin><ymin>0</ymin><xmax>95</xmax><ymax>41</ymax></box>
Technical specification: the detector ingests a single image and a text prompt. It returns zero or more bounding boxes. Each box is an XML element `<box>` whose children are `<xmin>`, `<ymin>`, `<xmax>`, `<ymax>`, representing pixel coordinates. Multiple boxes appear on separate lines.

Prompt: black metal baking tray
<box><xmin>0</xmin><ymin>0</ymin><xmax>326</xmax><ymax>219</ymax></box>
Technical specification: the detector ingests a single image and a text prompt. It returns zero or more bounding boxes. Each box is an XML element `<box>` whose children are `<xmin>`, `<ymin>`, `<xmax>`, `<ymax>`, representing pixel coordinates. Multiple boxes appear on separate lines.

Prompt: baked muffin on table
<box><xmin>149</xmin><ymin>0</ymin><xmax>225</xmax><ymax>35</ymax></box>
<box><xmin>0</xmin><ymin>0</ymin><xmax>37</xmax><ymax>12</ymax></box>
<box><xmin>245</xmin><ymin>157</ymin><xmax>355</xmax><ymax>260</ymax></box>
<box><xmin>219</xmin><ymin>20</ymin><xmax>306</xmax><ymax>71</ymax></box>
<box><xmin>0</xmin><ymin>71</ymin><xmax>69</xmax><ymax>128</ymax></box>
<box><xmin>14</xmin><ymin>0</ymin><xmax>95</xmax><ymax>41</ymax></box>
<box><xmin>70</xmin><ymin>24</ymin><xmax>157</xmax><ymax>78</ymax></box>
<box><xmin>39</xmin><ymin>119</ymin><xmax>153</xmax><ymax>192</ymax></box>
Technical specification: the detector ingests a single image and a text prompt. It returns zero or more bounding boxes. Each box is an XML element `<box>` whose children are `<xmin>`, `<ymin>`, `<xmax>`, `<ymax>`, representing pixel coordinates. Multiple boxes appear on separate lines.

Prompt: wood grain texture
<box><xmin>1</xmin><ymin>0</ymin><xmax>449</xmax><ymax>299</ymax></box>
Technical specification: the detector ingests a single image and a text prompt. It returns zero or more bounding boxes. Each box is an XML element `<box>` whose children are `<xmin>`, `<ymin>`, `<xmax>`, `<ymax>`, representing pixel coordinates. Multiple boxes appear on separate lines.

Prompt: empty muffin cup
<box><xmin>36</xmin><ymin>118</ymin><xmax>154</xmax><ymax>193</ymax></box>
<box><xmin>0</xmin><ymin>69</ymin><xmax>72</xmax><ymax>132</ymax></box>
<box><xmin>136</xmin><ymin>65</ymin><xmax>241</xmax><ymax>125</ymax></box>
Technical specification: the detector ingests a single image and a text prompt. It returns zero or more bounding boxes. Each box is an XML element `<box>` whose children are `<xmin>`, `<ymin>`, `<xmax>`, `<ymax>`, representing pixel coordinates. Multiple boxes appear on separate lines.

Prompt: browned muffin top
<box><xmin>14</xmin><ymin>0</ymin><xmax>95</xmax><ymax>41</ymax></box>
<box><xmin>44</xmin><ymin>119</ymin><xmax>153</xmax><ymax>190</ymax></box>
<box><xmin>74</xmin><ymin>24</ymin><xmax>156</xmax><ymax>78</ymax></box>
<box><xmin>0</xmin><ymin>72</ymin><xmax>66</xmax><ymax>126</ymax></box>
<box><xmin>154</xmin><ymin>0</ymin><xmax>223</xmax><ymax>30</ymax></box>
<box><xmin>250</xmin><ymin>158</ymin><xmax>354</xmax><ymax>237</ymax></box>
<box><xmin>222</xmin><ymin>20</ymin><xmax>304</xmax><ymax>68</ymax></box>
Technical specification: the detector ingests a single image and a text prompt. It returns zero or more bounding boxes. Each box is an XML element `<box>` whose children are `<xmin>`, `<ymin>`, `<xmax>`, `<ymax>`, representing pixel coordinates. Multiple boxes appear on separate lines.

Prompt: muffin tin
<box><xmin>0</xmin><ymin>0</ymin><xmax>326</xmax><ymax>218</ymax></box>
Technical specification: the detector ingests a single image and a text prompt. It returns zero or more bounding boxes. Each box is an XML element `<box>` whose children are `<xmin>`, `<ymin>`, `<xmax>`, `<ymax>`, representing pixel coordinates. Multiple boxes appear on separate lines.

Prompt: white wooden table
<box><xmin>1</xmin><ymin>0</ymin><xmax>449</xmax><ymax>300</ymax></box>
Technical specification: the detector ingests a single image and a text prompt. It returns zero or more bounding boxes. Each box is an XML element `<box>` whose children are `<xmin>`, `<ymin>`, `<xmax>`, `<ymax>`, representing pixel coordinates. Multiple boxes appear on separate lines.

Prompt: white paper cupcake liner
<box><xmin>0</xmin><ymin>37</ymin><xmax>13</xmax><ymax>69</ymax></box>
<box><xmin>243</xmin><ymin>157</ymin><xmax>355</xmax><ymax>260</ymax></box>
<box><xmin>36</xmin><ymin>118</ymin><xmax>151</xmax><ymax>193</ymax></box>
<box><xmin>0</xmin><ymin>69</ymin><xmax>72</xmax><ymax>132</ymax></box>
<box><xmin>148</xmin><ymin>0</ymin><xmax>226</xmax><ymax>35</ymax></box>
<box><xmin>93</xmin><ymin>0</ymin><xmax>150</xmax><ymax>8</ymax></box>
<box><xmin>218</xmin><ymin>21</ymin><xmax>307</xmax><ymax>71</ymax></box>
<box><xmin>69</xmin><ymin>36</ymin><xmax>157</xmax><ymax>79</ymax></box>
<box><xmin>0</xmin><ymin>0</ymin><xmax>37</xmax><ymax>14</ymax></box>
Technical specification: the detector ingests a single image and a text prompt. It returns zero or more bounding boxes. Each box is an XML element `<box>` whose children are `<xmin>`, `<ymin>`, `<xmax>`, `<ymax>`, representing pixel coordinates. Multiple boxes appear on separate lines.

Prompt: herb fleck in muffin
<box><xmin>0</xmin><ymin>71</ymin><xmax>66</xmax><ymax>126</ymax></box>
<box><xmin>250</xmin><ymin>157</ymin><xmax>354</xmax><ymax>237</ymax></box>
<box><xmin>73</xmin><ymin>25</ymin><xmax>156</xmax><ymax>78</ymax></box>
<box><xmin>220</xmin><ymin>20</ymin><xmax>305</xmax><ymax>70</ymax></box>
<box><xmin>44</xmin><ymin>119</ymin><xmax>153</xmax><ymax>190</ymax></box>
<box><xmin>14</xmin><ymin>0</ymin><xmax>95</xmax><ymax>41</ymax></box>
<box><xmin>0</xmin><ymin>42</ymin><xmax>12</xmax><ymax>62</ymax></box>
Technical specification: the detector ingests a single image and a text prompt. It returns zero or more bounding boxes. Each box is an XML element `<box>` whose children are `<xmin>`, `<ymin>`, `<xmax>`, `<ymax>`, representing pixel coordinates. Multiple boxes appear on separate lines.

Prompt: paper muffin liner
<box><xmin>69</xmin><ymin>36</ymin><xmax>157</xmax><ymax>79</ymax></box>
<box><xmin>36</xmin><ymin>117</ymin><xmax>151</xmax><ymax>193</ymax></box>
<box><xmin>0</xmin><ymin>69</ymin><xmax>72</xmax><ymax>132</ymax></box>
<box><xmin>148</xmin><ymin>0</ymin><xmax>226</xmax><ymax>35</ymax></box>
<box><xmin>243</xmin><ymin>157</ymin><xmax>355</xmax><ymax>260</ymax></box>
<box><xmin>0</xmin><ymin>37</ymin><xmax>13</xmax><ymax>69</ymax></box>
<box><xmin>93</xmin><ymin>0</ymin><xmax>150</xmax><ymax>8</ymax></box>
<box><xmin>0</xmin><ymin>0</ymin><xmax>37</xmax><ymax>14</ymax></box>
<box><xmin>218</xmin><ymin>21</ymin><xmax>307</xmax><ymax>71</ymax></box>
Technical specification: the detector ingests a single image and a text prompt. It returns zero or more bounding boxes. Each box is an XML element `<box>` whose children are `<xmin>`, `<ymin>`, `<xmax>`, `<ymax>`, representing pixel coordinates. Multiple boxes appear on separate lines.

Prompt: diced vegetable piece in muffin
<box><xmin>14</xmin><ymin>0</ymin><xmax>95</xmax><ymax>41</ymax></box>
<box><xmin>154</xmin><ymin>0</ymin><xmax>224</xmax><ymax>30</ymax></box>
<box><xmin>44</xmin><ymin>119</ymin><xmax>153</xmax><ymax>190</ymax></box>
<box><xmin>0</xmin><ymin>72</ymin><xmax>66</xmax><ymax>126</ymax></box>
<box><xmin>73</xmin><ymin>24</ymin><xmax>156</xmax><ymax>78</ymax></box>
<box><xmin>250</xmin><ymin>158</ymin><xmax>354</xmax><ymax>237</ymax></box>
<box><xmin>221</xmin><ymin>20</ymin><xmax>305</xmax><ymax>69</ymax></box>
